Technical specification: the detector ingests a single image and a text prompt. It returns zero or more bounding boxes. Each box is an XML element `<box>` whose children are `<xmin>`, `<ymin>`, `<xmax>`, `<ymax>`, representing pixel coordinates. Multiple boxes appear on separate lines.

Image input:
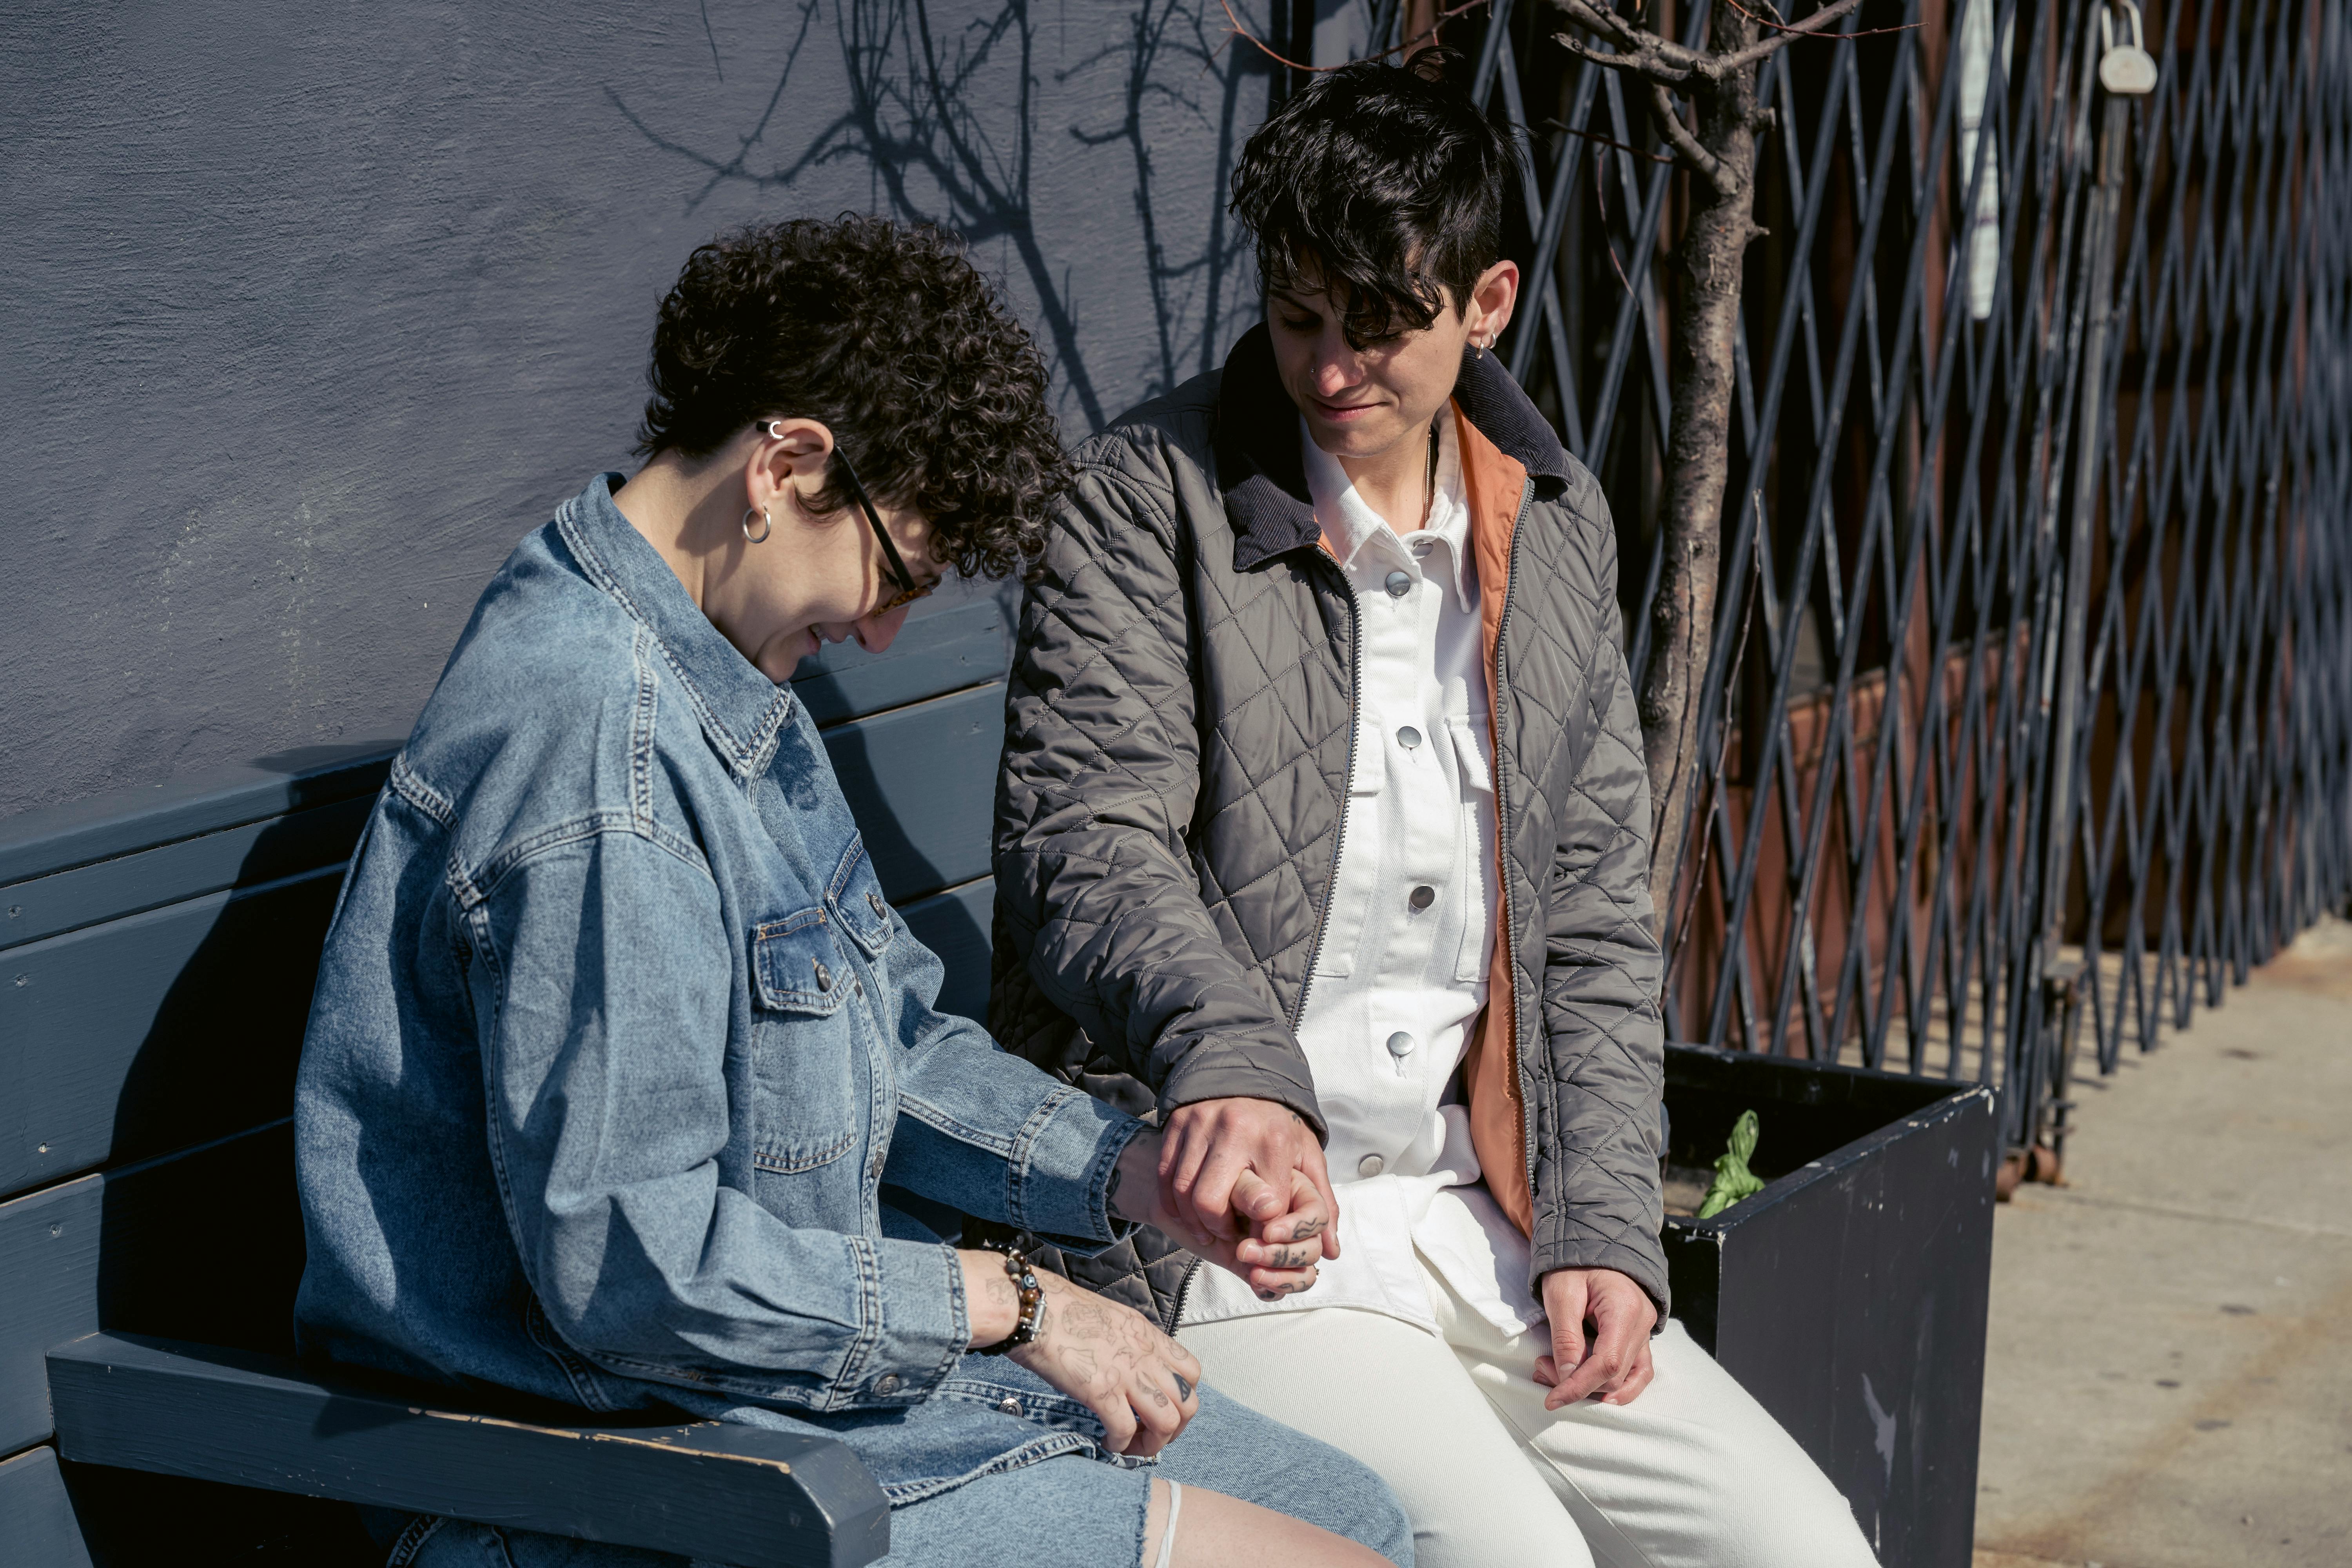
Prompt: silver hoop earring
<box><xmin>742</xmin><ymin>505</ymin><xmax>772</xmax><ymax>544</ymax></box>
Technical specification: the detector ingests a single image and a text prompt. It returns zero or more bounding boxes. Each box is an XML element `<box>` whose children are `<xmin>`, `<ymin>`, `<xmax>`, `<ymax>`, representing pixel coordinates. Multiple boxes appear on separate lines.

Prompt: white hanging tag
<box><xmin>2100</xmin><ymin>0</ymin><xmax>2158</xmax><ymax>96</ymax></box>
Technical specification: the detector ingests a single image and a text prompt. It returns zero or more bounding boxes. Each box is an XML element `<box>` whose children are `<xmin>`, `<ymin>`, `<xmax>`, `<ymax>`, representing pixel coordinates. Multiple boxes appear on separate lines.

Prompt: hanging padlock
<box><xmin>2099</xmin><ymin>0</ymin><xmax>2159</xmax><ymax>96</ymax></box>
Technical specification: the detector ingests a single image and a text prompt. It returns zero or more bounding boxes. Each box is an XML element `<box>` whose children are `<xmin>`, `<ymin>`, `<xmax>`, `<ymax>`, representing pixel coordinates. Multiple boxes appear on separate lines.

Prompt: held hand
<box><xmin>958</xmin><ymin>1251</ymin><xmax>1203</xmax><ymax>1456</ymax></box>
<box><xmin>1114</xmin><ymin>1133</ymin><xmax>1327</xmax><ymax>1301</ymax></box>
<box><xmin>1156</xmin><ymin>1097</ymin><xmax>1342</xmax><ymax>1261</ymax></box>
<box><xmin>1532</xmin><ymin>1267</ymin><xmax>1659</xmax><ymax>1409</ymax></box>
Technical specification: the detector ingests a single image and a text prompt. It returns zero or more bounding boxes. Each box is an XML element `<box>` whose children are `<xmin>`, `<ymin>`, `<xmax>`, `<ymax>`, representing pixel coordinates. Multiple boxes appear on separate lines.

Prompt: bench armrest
<box><xmin>45</xmin><ymin>1333</ymin><xmax>889</xmax><ymax>1568</ymax></box>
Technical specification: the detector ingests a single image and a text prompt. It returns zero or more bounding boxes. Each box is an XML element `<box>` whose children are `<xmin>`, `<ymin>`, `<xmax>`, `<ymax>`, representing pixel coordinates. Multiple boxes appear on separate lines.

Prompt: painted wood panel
<box><xmin>1</xmin><ymin>796</ymin><xmax>370</xmax><ymax>953</ymax></box>
<box><xmin>0</xmin><ymin>870</ymin><xmax>342</xmax><ymax>1201</ymax></box>
<box><xmin>0</xmin><ymin>1445</ymin><xmax>96</xmax><ymax>1568</ymax></box>
<box><xmin>0</xmin><ymin>1122</ymin><xmax>300</xmax><ymax>1457</ymax></box>
<box><xmin>792</xmin><ymin>585</ymin><xmax>1014</xmax><ymax>728</ymax></box>
<box><xmin>0</xmin><ymin>748</ymin><xmax>391</xmax><ymax>892</ymax></box>
<box><xmin>824</xmin><ymin>684</ymin><xmax>1003</xmax><ymax>905</ymax></box>
<box><xmin>50</xmin><ymin>1334</ymin><xmax>887</xmax><ymax>1568</ymax></box>
<box><xmin>897</xmin><ymin>876</ymin><xmax>993</xmax><ymax>1025</ymax></box>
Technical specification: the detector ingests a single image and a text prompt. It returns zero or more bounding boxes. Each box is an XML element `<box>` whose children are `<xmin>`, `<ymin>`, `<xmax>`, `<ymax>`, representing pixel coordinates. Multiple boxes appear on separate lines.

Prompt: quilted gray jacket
<box><xmin>987</xmin><ymin>326</ymin><xmax>1667</xmax><ymax>1327</ymax></box>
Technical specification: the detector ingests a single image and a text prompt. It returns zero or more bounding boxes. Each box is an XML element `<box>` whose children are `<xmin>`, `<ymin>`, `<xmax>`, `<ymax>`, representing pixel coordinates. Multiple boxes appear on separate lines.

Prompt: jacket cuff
<box><xmin>846</xmin><ymin>1237</ymin><xmax>970</xmax><ymax>1403</ymax></box>
<box><xmin>1157</xmin><ymin>1056</ymin><xmax>1328</xmax><ymax>1143</ymax></box>
<box><xmin>1529</xmin><ymin>1234</ymin><xmax>1671</xmax><ymax>1328</ymax></box>
<box><xmin>1005</xmin><ymin>1086</ymin><xmax>1147</xmax><ymax>1250</ymax></box>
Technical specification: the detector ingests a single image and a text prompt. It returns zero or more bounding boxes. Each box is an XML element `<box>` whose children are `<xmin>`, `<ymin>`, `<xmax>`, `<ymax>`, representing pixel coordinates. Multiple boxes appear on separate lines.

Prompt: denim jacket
<box><xmin>294</xmin><ymin>473</ymin><xmax>1143</xmax><ymax>1501</ymax></box>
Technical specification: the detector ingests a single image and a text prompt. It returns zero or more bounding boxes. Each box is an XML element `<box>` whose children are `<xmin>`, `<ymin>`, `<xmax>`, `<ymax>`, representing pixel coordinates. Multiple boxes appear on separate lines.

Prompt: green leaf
<box><xmin>1695</xmin><ymin>1109</ymin><xmax>1766</xmax><ymax>1218</ymax></box>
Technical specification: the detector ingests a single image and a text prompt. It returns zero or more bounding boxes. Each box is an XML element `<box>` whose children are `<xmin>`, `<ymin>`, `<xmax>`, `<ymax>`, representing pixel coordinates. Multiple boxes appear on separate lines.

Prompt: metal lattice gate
<box><xmin>1335</xmin><ymin>0</ymin><xmax>2352</xmax><ymax>1155</ymax></box>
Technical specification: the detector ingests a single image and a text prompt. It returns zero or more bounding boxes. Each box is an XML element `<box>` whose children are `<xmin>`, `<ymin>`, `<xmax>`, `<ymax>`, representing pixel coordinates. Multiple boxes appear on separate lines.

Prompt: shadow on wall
<box><xmin>605</xmin><ymin>0</ymin><xmax>1277</xmax><ymax>431</ymax></box>
<box><xmin>0</xmin><ymin>1</ymin><xmax>1286</xmax><ymax>819</ymax></box>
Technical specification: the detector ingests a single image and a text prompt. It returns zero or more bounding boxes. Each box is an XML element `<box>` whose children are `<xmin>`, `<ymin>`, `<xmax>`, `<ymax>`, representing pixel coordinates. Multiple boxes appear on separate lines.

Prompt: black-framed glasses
<box><xmin>761</xmin><ymin>422</ymin><xmax>932</xmax><ymax>612</ymax></box>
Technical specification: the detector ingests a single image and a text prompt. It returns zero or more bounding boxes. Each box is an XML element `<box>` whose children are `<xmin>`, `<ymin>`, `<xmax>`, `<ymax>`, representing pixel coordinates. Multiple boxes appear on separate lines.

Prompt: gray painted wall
<box><xmin>0</xmin><ymin>0</ymin><xmax>1295</xmax><ymax>816</ymax></box>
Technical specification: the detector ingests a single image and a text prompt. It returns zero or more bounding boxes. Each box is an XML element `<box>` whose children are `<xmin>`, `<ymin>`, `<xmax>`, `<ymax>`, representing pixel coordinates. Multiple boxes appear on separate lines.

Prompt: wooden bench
<box><xmin>0</xmin><ymin>574</ymin><xmax>1996</xmax><ymax>1566</ymax></box>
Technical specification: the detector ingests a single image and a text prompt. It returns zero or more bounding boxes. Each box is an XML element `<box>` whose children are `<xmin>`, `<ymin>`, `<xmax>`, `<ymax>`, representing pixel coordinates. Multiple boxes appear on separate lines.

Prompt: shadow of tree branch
<box><xmin>607</xmin><ymin>0</ymin><xmax>1276</xmax><ymax>428</ymax></box>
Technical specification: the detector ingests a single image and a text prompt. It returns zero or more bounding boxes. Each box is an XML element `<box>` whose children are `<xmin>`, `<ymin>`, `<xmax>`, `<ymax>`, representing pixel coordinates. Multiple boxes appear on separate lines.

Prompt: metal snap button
<box><xmin>1384</xmin><ymin>570</ymin><xmax>1412</xmax><ymax>598</ymax></box>
<box><xmin>1358</xmin><ymin>1153</ymin><xmax>1385</xmax><ymax>1178</ymax></box>
<box><xmin>998</xmin><ymin>1396</ymin><xmax>1023</xmax><ymax>1415</ymax></box>
<box><xmin>873</xmin><ymin>1374</ymin><xmax>902</xmax><ymax>1396</ymax></box>
<box><xmin>1397</xmin><ymin>725</ymin><xmax>1422</xmax><ymax>749</ymax></box>
<box><xmin>868</xmin><ymin>891</ymin><xmax>889</xmax><ymax>920</ymax></box>
<box><xmin>813</xmin><ymin>959</ymin><xmax>833</xmax><ymax>991</ymax></box>
<box><xmin>1387</xmin><ymin>1031</ymin><xmax>1415</xmax><ymax>1079</ymax></box>
<box><xmin>1408</xmin><ymin>884</ymin><xmax>1436</xmax><ymax>911</ymax></box>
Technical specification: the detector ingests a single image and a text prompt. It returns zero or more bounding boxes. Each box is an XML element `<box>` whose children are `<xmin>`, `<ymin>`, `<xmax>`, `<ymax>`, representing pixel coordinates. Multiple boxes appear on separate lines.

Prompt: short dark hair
<box><xmin>1229</xmin><ymin>51</ymin><xmax>1522</xmax><ymax>348</ymax></box>
<box><xmin>635</xmin><ymin>215</ymin><xmax>1070</xmax><ymax>581</ymax></box>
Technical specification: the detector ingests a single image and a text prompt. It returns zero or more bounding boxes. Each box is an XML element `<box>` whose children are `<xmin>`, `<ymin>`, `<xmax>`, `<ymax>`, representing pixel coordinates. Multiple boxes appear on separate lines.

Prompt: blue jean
<box><xmin>379</xmin><ymin>1384</ymin><xmax>1414</xmax><ymax>1568</ymax></box>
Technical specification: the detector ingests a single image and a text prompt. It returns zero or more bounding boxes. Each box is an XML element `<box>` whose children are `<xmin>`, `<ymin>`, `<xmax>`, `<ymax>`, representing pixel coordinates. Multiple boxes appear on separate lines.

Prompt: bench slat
<box><xmin>0</xmin><ymin>747</ymin><xmax>394</xmax><ymax>893</ymax></box>
<box><xmin>1</xmin><ymin>869</ymin><xmax>342</xmax><ymax>1201</ymax></box>
<box><xmin>792</xmin><ymin>587</ymin><xmax>1014</xmax><ymax>728</ymax></box>
<box><xmin>0</xmin><ymin>1122</ymin><xmax>302</xmax><ymax>1456</ymax></box>
<box><xmin>0</xmin><ymin>795</ymin><xmax>371</xmax><ymax>955</ymax></box>
<box><xmin>897</xmin><ymin>876</ymin><xmax>993</xmax><ymax>1024</ymax></box>
<box><xmin>826</xmin><ymin>684</ymin><xmax>1002</xmax><ymax>905</ymax></box>
<box><xmin>0</xmin><ymin>1444</ymin><xmax>97</xmax><ymax>1568</ymax></box>
<box><xmin>46</xmin><ymin>1334</ymin><xmax>889</xmax><ymax>1568</ymax></box>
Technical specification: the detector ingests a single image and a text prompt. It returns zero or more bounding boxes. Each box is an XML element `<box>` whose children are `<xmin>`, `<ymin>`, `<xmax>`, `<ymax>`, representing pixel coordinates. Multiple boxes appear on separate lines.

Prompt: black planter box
<box><xmin>1661</xmin><ymin>1044</ymin><xmax>1999</xmax><ymax>1568</ymax></box>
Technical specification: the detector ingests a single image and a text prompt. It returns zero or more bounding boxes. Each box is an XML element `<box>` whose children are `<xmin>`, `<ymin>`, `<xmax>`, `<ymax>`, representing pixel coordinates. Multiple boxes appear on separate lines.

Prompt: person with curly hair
<box><xmin>292</xmin><ymin>215</ymin><xmax>1411</xmax><ymax>1568</ymax></box>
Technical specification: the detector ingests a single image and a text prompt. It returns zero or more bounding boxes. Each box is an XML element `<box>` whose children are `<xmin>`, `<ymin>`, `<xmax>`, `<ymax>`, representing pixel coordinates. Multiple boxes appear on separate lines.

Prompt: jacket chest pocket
<box><xmin>748</xmin><ymin>912</ymin><xmax>864</xmax><ymax>1175</ymax></box>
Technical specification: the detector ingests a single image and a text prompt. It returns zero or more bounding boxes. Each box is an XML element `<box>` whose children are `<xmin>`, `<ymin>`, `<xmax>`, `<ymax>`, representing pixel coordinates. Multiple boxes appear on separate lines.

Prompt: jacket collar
<box><xmin>1214</xmin><ymin>322</ymin><xmax>1573</xmax><ymax>572</ymax></box>
<box><xmin>556</xmin><ymin>472</ymin><xmax>798</xmax><ymax>776</ymax></box>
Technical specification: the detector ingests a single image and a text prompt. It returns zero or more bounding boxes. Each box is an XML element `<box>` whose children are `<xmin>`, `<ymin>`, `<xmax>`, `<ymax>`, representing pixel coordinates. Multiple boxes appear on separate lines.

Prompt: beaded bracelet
<box><xmin>976</xmin><ymin>1245</ymin><xmax>1045</xmax><ymax>1356</ymax></box>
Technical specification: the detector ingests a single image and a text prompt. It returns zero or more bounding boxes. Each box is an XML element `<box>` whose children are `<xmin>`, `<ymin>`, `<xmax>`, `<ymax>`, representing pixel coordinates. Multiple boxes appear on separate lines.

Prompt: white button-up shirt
<box><xmin>1185</xmin><ymin>407</ymin><xmax>1539</xmax><ymax>1339</ymax></box>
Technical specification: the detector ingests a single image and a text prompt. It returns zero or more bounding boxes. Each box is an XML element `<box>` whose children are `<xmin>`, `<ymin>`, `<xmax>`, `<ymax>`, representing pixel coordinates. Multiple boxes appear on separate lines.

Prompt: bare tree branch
<box><xmin>1548</xmin><ymin>27</ymin><xmax>1692</xmax><ymax>84</ymax></box>
<box><xmin>1650</xmin><ymin>81</ymin><xmax>1734</xmax><ymax>195</ymax></box>
<box><xmin>1538</xmin><ymin>116</ymin><xmax>1676</xmax><ymax>165</ymax></box>
<box><xmin>1553</xmin><ymin>0</ymin><xmax>1690</xmax><ymax>61</ymax></box>
<box><xmin>1708</xmin><ymin>0</ymin><xmax>1869</xmax><ymax>74</ymax></box>
<box><xmin>1550</xmin><ymin>0</ymin><xmax>1702</xmax><ymax>78</ymax></box>
<box><xmin>1220</xmin><ymin>0</ymin><xmax>1495</xmax><ymax>73</ymax></box>
<box><xmin>1719</xmin><ymin>0</ymin><xmax>1917</xmax><ymax>45</ymax></box>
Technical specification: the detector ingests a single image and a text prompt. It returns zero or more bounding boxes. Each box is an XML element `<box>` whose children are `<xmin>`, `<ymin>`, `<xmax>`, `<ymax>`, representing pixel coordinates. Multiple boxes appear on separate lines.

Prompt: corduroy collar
<box><xmin>1214</xmin><ymin>322</ymin><xmax>1573</xmax><ymax>572</ymax></box>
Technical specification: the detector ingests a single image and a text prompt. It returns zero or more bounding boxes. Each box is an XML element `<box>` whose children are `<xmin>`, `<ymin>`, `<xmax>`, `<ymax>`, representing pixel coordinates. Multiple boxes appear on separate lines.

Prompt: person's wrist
<box><xmin>959</xmin><ymin>1249</ymin><xmax>1021</xmax><ymax>1349</ymax></box>
<box><xmin>1111</xmin><ymin>1127</ymin><xmax>1161</xmax><ymax>1225</ymax></box>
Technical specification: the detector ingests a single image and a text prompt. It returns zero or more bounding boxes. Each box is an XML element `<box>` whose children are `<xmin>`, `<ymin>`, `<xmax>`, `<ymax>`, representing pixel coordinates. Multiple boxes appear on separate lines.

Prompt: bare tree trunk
<box><xmin>1638</xmin><ymin>16</ymin><xmax>1766</xmax><ymax>930</ymax></box>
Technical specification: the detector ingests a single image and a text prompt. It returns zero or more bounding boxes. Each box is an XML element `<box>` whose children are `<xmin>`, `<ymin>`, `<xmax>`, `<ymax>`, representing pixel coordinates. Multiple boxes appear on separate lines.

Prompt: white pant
<box><xmin>1180</xmin><ymin>1254</ymin><xmax>1880</xmax><ymax>1568</ymax></box>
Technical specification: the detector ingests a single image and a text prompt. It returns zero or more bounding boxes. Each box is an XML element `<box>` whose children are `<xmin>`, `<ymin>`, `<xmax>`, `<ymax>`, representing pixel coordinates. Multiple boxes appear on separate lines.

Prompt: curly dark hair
<box><xmin>635</xmin><ymin>215</ymin><xmax>1071</xmax><ymax>581</ymax></box>
<box><xmin>1230</xmin><ymin>51</ymin><xmax>1524</xmax><ymax>349</ymax></box>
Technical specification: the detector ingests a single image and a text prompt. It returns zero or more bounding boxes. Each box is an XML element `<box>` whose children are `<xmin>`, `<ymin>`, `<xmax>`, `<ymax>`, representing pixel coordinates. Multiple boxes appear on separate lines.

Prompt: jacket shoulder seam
<box><xmin>453</xmin><ymin>810</ymin><xmax>711</xmax><ymax>910</ymax></box>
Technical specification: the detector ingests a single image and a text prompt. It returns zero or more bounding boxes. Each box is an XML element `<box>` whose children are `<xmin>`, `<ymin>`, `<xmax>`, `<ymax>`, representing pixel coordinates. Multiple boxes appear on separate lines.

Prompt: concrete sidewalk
<box><xmin>1971</xmin><ymin>918</ymin><xmax>2352</xmax><ymax>1568</ymax></box>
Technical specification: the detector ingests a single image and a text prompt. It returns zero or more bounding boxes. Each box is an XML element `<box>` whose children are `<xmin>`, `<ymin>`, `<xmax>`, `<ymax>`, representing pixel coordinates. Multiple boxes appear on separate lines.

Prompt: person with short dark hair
<box><xmin>294</xmin><ymin>214</ymin><xmax>1412</xmax><ymax>1568</ymax></box>
<box><xmin>992</xmin><ymin>60</ymin><xmax>1879</xmax><ymax>1567</ymax></box>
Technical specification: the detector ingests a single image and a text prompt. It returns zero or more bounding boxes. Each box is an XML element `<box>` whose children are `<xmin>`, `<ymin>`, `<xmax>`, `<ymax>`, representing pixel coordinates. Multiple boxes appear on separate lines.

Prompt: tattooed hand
<box><xmin>989</xmin><ymin>1266</ymin><xmax>1203</xmax><ymax>1456</ymax></box>
<box><xmin>1155</xmin><ymin>1100</ymin><xmax>1341</xmax><ymax>1268</ymax></box>
<box><xmin>1114</xmin><ymin>1128</ymin><xmax>1331</xmax><ymax>1301</ymax></box>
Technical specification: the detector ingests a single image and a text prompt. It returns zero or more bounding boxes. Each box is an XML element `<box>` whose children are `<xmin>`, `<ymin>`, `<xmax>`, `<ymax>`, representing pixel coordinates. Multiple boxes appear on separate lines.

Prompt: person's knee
<box><xmin>1678</xmin><ymin>1460</ymin><xmax>1875</xmax><ymax>1568</ymax></box>
<box><xmin>1356</xmin><ymin>1477</ymin><xmax>1414</xmax><ymax>1566</ymax></box>
<box><xmin>1285</xmin><ymin>1437</ymin><xmax>1414</xmax><ymax>1564</ymax></box>
<box><xmin>1159</xmin><ymin>1388</ymin><xmax>1413</xmax><ymax>1563</ymax></box>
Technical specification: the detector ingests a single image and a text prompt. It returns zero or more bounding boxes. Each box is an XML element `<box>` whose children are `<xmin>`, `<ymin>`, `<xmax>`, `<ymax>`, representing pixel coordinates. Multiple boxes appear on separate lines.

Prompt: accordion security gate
<box><xmin>1342</xmin><ymin>0</ymin><xmax>2352</xmax><ymax>1154</ymax></box>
